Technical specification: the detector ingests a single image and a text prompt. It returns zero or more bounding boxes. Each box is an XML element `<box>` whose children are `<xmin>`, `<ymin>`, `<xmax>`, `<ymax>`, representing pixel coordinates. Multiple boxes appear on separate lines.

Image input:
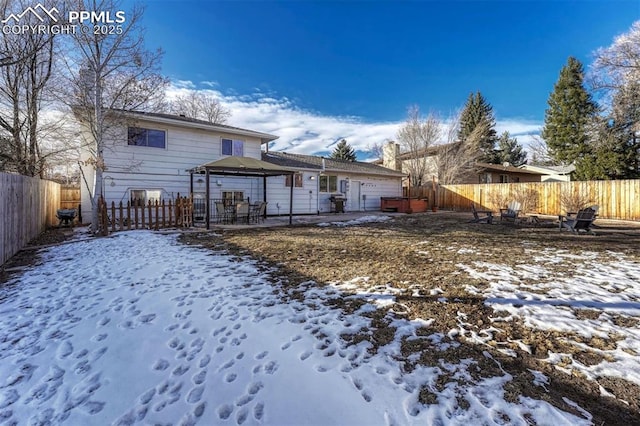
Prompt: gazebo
<box><xmin>189</xmin><ymin>156</ymin><xmax>295</xmax><ymax>228</ymax></box>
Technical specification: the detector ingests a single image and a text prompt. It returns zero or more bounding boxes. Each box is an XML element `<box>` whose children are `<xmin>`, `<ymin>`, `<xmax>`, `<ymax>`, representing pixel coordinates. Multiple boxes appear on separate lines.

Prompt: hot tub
<box><xmin>380</xmin><ymin>197</ymin><xmax>428</xmax><ymax>213</ymax></box>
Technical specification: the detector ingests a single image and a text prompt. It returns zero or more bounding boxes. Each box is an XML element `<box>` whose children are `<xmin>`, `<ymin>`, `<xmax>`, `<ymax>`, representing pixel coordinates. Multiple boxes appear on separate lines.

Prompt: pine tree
<box><xmin>495</xmin><ymin>131</ymin><xmax>527</xmax><ymax>166</ymax></box>
<box><xmin>330</xmin><ymin>139</ymin><xmax>357</xmax><ymax>161</ymax></box>
<box><xmin>541</xmin><ymin>57</ymin><xmax>597</xmax><ymax>168</ymax></box>
<box><xmin>457</xmin><ymin>91</ymin><xmax>498</xmax><ymax>163</ymax></box>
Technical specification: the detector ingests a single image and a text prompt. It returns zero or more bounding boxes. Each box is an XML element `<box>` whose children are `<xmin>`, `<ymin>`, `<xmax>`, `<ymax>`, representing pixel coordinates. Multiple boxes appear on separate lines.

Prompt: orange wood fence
<box><xmin>60</xmin><ymin>185</ymin><xmax>80</xmax><ymax>210</ymax></box>
<box><xmin>408</xmin><ymin>180</ymin><xmax>640</xmax><ymax>220</ymax></box>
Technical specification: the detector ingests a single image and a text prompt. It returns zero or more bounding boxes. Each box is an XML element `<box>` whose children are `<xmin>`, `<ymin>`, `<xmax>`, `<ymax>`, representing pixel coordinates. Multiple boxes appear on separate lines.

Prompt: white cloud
<box><xmin>166</xmin><ymin>82</ymin><xmax>542</xmax><ymax>160</ymax></box>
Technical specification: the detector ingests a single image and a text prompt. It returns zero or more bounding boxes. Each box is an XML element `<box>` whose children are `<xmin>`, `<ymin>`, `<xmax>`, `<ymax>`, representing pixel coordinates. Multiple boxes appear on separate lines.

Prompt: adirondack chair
<box><xmin>500</xmin><ymin>201</ymin><xmax>521</xmax><ymax>223</ymax></box>
<box><xmin>470</xmin><ymin>203</ymin><xmax>493</xmax><ymax>224</ymax></box>
<box><xmin>559</xmin><ymin>206</ymin><xmax>599</xmax><ymax>234</ymax></box>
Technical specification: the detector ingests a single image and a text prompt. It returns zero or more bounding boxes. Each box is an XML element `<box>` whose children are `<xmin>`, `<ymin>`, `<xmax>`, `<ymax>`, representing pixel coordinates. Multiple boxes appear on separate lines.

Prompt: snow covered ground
<box><xmin>0</xmin><ymin>228</ymin><xmax>624</xmax><ymax>425</ymax></box>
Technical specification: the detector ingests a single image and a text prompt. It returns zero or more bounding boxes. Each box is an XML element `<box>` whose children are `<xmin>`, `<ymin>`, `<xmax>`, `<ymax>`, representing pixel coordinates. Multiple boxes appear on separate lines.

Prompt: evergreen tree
<box><xmin>457</xmin><ymin>91</ymin><xmax>498</xmax><ymax>163</ymax></box>
<box><xmin>495</xmin><ymin>131</ymin><xmax>527</xmax><ymax>166</ymax></box>
<box><xmin>541</xmin><ymin>57</ymin><xmax>597</xmax><ymax>169</ymax></box>
<box><xmin>330</xmin><ymin>139</ymin><xmax>357</xmax><ymax>161</ymax></box>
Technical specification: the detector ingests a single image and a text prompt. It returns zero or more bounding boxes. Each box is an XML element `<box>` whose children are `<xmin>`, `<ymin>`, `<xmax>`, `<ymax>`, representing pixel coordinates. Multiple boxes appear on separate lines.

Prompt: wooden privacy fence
<box><xmin>416</xmin><ymin>180</ymin><xmax>640</xmax><ymax>221</ymax></box>
<box><xmin>97</xmin><ymin>194</ymin><xmax>193</xmax><ymax>236</ymax></box>
<box><xmin>60</xmin><ymin>185</ymin><xmax>80</xmax><ymax>210</ymax></box>
<box><xmin>1</xmin><ymin>173</ymin><xmax>60</xmax><ymax>265</ymax></box>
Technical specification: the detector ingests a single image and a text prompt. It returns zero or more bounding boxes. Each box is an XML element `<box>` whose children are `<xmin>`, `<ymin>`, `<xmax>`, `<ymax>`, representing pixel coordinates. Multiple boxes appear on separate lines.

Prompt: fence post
<box><xmin>134</xmin><ymin>199</ymin><xmax>139</xmax><ymax>229</ymax></box>
<box><xmin>147</xmin><ymin>200</ymin><xmax>152</xmax><ymax>230</ymax></box>
<box><xmin>111</xmin><ymin>201</ymin><xmax>116</xmax><ymax>233</ymax></box>
<box><xmin>154</xmin><ymin>200</ymin><xmax>159</xmax><ymax>231</ymax></box>
<box><xmin>161</xmin><ymin>200</ymin><xmax>166</xmax><ymax>228</ymax></box>
<box><xmin>126</xmin><ymin>201</ymin><xmax>131</xmax><ymax>230</ymax></box>
<box><xmin>118</xmin><ymin>201</ymin><xmax>123</xmax><ymax>230</ymax></box>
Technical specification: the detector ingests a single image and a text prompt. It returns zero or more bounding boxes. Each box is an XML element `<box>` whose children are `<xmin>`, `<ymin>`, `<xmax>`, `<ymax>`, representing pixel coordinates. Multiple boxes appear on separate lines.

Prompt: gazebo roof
<box><xmin>191</xmin><ymin>156</ymin><xmax>295</xmax><ymax>177</ymax></box>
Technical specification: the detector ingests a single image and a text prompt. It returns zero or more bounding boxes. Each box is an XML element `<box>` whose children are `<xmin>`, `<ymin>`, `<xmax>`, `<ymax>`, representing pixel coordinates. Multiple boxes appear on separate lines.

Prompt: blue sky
<box><xmin>136</xmin><ymin>0</ymin><xmax>639</xmax><ymax>158</ymax></box>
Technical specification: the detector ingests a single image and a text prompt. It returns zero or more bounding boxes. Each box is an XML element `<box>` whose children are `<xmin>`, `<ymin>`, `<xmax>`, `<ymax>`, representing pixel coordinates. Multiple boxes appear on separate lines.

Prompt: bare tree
<box><xmin>0</xmin><ymin>0</ymin><xmax>57</xmax><ymax>176</ymax></box>
<box><xmin>62</xmin><ymin>0</ymin><xmax>168</xmax><ymax>232</ymax></box>
<box><xmin>397</xmin><ymin>105</ymin><xmax>441</xmax><ymax>186</ymax></box>
<box><xmin>527</xmin><ymin>135</ymin><xmax>556</xmax><ymax>166</ymax></box>
<box><xmin>435</xmin><ymin>112</ymin><xmax>485</xmax><ymax>184</ymax></box>
<box><xmin>365</xmin><ymin>140</ymin><xmax>385</xmax><ymax>161</ymax></box>
<box><xmin>168</xmin><ymin>90</ymin><xmax>230</xmax><ymax>124</ymax></box>
<box><xmin>590</xmin><ymin>21</ymin><xmax>640</xmax><ymax>94</ymax></box>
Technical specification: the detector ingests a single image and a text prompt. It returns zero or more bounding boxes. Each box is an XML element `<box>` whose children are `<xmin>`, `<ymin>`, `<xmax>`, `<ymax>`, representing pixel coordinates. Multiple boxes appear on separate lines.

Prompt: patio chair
<box><xmin>470</xmin><ymin>203</ymin><xmax>493</xmax><ymax>224</ymax></box>
<box><xmin>215</xmin><ymin>201</ymin><xmax>229</xmax><ymax>224</ymax></box>
<box><xmin>500</xmin><ymin>201</ymin><xmax>521</xmax><ymax>223</ymax></box>
<box><xmin>251</xmin><ymin>202</ymin><xmax>268</xmax><ymax>224</ymax></box>
<box><xmin>559</xmin><ymin>205</ymin><xmax>598</xmax><ymax>234</ymax></box>
<box><xmin>235</xmin><ymin>202</ymin><xmax>250</xmax><ymax>224</ymax></box>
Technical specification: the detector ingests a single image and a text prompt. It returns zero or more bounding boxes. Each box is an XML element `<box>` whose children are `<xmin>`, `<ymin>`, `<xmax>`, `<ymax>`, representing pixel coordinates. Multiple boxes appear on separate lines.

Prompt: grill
<box><xmin>329</xmin><ymin>194</ymin><xmax>346</xmax><ymax>213</ymax></box>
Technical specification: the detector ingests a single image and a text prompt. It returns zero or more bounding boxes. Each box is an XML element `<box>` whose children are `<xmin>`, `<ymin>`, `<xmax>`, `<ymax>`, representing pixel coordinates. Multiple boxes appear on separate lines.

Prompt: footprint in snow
<box><xmin>153</xmin><ymin>359</ymin><xmax>170</xmax><ymax>371</ymax></box>
<box><xmin>186</xmin><ymin>386</ymin><xmax>204</xmax><ymax>404</ymax></box>
<box><xmin>91</xmin><ymin>333</ymin><xmax>108</xmax><ymax>343</ymax></box>
<box><xmin>300</xmin><ymin>351</ymin><xmax>312</xmax><ymax>361</ymax></box>
<box><xmin>217</xmin><ymin>404</ymin><xmax>233</xmax><ymax>420</ymax></box>
<box><xmin>248</xmin><ymin>382</ymin><xmax>264</xmax><ymax>395</ymax></box>
<box><xmin>192</xmin><ymin>369</ymin><xmax>207</xmax><ymax>385</ymax></box>
<box><xmin>253</xmin><ymin>402</ymin><xmax>265</xmax><ymax>421</ymax></box>
<box><xmin>263</xmin><ymin>361</ymin><xmax>278</xmax><ymax>374</ymax></box>
<box><xmin>198</xmin><ymin>354</ymin><xmax>211</xmax><ymax>368</ymax></box>
<box><xmin>56</xmin><ymin>341</ymin><xmax>73</xmax><ymax>360</ymax></box>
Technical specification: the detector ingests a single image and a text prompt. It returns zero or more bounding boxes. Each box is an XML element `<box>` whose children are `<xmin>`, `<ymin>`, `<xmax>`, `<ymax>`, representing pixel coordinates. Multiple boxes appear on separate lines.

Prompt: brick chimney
<box><xmin>383</xmin><ymin>141</ymin><xmax>401</xmax><ymax>171</ymax></box>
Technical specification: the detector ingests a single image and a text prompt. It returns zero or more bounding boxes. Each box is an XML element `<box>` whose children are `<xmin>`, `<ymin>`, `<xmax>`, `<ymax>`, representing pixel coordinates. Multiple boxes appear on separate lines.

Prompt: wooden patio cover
<box><xmin>189</xmin><ymin>156</ymin><xmax>295</xmax><ymax>228</ymax></box>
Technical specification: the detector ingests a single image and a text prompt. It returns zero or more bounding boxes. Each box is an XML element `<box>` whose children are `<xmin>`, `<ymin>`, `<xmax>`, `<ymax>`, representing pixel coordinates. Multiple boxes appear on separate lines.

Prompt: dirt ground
<box><xmin>4</xmin><ymin>213</ymin><xmax>640</xmax><ymax>424</ymax></box>
<box><xmin>181</xmin><ymin>212</ymin><xmax>640</xmax><ymax>425</ymax></box>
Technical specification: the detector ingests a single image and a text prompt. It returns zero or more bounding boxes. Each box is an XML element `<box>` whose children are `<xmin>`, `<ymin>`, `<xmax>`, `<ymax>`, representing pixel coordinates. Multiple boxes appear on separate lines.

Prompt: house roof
<box><xmin>476</xmin><ymin>162</ymin><xmax>546</xmax><ymax>175</ymax></box>
<box><xmin>519</xmin><ymin>164</ymin><xmax>576</xmax><ymax>175</ymax></box>
<box><xmin>262</xmin><ymin>151</ymin><xmax>407</xmax><ymax>178</ymax></box>
<box><xmin>191</xmin><ymin>156</ymin><xmax>294</xmax><ymax>177</ymax></box>
<box><xmin>119</xmin><ymin>110</ymin><xmax>279</xmax><ymax>144</ymax></box>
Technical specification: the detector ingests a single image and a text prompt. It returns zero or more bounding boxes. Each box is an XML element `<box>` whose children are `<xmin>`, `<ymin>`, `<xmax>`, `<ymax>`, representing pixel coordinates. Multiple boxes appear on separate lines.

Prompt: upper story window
<box><xmin>285</xmin><ymin>173</ymin><xmax>303</xmax><ymax>188</ymax></box>
<box><xmin>222</xmin><ymin>138</ymin><xmax>244</xmax><ymax>156</ymax></box>
<box><xmin>128</xmin><ymin>127</ymin><xmax>166</xmax><ymax>148</ymax></box>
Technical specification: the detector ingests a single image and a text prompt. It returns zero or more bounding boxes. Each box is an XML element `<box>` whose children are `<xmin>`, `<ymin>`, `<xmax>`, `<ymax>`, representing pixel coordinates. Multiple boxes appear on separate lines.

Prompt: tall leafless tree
<box><xmin>396</xmin><ymin>105</ymin><xmax>441</xmax><ymax>186</ymax></box>
<box><xmin>0</xmin><ymin>0</ymin><xmax>58</xmax><ymax>176</ymax></box>
<box><xmin>168</xmin><ymin>90</ymin><xmax>230</xmax><ymax>124</ymax></box>
<box><xmin>61</xmin><ymin>0</ymin><xmax>168</xmax><ymax>231</ymax></box>
<box><xmin>435</xmin><ymin>111</ymin><xmax>485</xmax><ymax>184</ymax></box>
<box><xmin>590</xmin><ymin>21</ymin><xmax>640</xmax><ymax>94</ymax></box>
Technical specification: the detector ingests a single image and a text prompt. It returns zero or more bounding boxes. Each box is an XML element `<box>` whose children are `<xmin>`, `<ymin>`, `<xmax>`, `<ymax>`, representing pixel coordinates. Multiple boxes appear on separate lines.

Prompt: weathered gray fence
<box><xmin>1</xmin><ymin>173</ymin><xmax>60</xmax><ymax>265</ymax></box>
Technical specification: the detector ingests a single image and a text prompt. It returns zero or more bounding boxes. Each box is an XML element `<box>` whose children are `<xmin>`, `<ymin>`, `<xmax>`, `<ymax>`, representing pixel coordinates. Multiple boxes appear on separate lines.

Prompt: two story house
<box><xmin>78</xmin><ymin>110</ymin><xmax>404</xmax><ymax>223</ymax></box>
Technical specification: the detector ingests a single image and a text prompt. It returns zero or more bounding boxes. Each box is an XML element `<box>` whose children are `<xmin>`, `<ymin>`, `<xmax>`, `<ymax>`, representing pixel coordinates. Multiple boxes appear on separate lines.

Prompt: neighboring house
<box><xmin>262</xmin><ymin>151</ymin><xmax>406</xmax><ymax>214</ymax></box>
<box><xmin>77</xmin><ymin>110</ymin><xmax>405</xmax><ymax>223</ymax></box>
<box><xmin>377</xmin><ymin>141</ymin><xmax>440</xmax><ymax>185</ymax></box>
<box><xmin>475</xmin><ymin>162</ymin><xmax>545</xmax><ymax>183</ymax></box>
<box><xmin>378</xmin><ymin>141</ymin><xmax>548</xmax><ymax>184</ymax></box>
<box><xmin>519</xmin><ymin>164</ymin><xmax>575</xmax><ymax>182</ymax></box>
